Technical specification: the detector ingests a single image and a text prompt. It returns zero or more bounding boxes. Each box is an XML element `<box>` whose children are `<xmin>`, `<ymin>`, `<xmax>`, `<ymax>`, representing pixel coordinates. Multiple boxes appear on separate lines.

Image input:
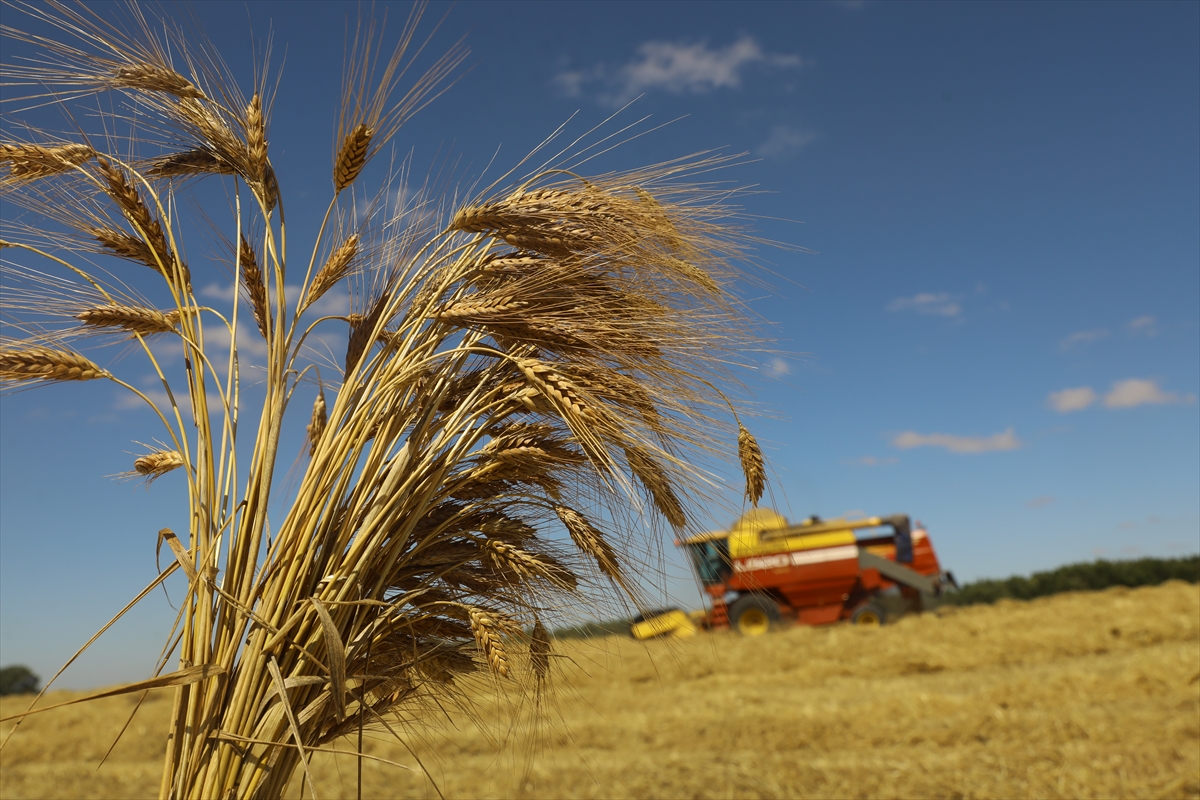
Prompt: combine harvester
<box><xmin>632</xmin><ymin>509</ymin><xmax>957</xmax><ymax>639</ymax></box>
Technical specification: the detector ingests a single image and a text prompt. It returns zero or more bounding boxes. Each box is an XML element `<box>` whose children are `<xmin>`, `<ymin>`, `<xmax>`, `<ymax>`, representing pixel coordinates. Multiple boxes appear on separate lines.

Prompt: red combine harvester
<box><xmin>674</xmin><ymin>509</ymin><xmax>957</xmax><ymax>635</ymax></box>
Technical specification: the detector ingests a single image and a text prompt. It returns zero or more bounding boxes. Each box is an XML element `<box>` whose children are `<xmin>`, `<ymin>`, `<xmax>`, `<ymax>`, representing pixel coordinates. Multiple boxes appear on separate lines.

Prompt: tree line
<box><xmin>942</xmin><ymin>554</ymin><xmax>1199</xmax><ymax>607</ymax></box>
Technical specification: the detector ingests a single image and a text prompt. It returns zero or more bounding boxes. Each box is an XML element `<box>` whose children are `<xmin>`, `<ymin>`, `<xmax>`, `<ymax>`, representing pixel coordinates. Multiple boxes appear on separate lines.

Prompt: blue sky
<box><xmin>1</xmin><ymin>1</ymin><xmax>1197</xmax><ymax>689</ymax></box>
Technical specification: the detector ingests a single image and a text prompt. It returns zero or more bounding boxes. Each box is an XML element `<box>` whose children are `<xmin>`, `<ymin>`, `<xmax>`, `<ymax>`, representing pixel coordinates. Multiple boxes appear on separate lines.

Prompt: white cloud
<box><xmin>891</xmin><ymin>427</ymin><xmax>1021</xmax><ymax>454</ymax></box>
<box><xmin>1026</xmin><ymin>495</ymin><xmax>1055</xmax><ymax>508</ymax></box>
<box><xmin>199</xmin><ymin>280</ymin><xmax>353</xmax><ymax>328</ymax></box>
<box><xmin>205</xmin><ymin>319</ymin><xmax>270</xmax><ymax>362</ymax></box>
<box><xmin>356</xmin><ymin>179</ymin><xmax>423</xmax><ymax>227</ymax></box>
<box><xmin>847</xmin><ymin>456</ymin><xmax>898</xmax><ymax>466</ymax></box>
<box><xmin>307</xmin><ymin>291</ymin><xmax>352</xmax><ymax>318</ymax></box>
<box><xmin>756</xmin><ymin>125</ymin><xmax>818</xmax><ymax>158</ymax></box>
<box><xmin>1059</xmin><ymin>329</ymin><xmax>1108</xmax><ymax>351</ymax></box>
<box><xmin>1047</xmin><ymin>386</ymin><xmax>1097</xmax><ymax>413</ymax></box>
<box><xmin>114</xmin><ymin>386</ymin><xmax>228</xmax><ymax>419</ymax></box>
<box><xmin>1103</xmin><ymin>378</ymin><xmax>1194</xmax><ymax>409</ymax></box>
<box><xmin>1127</xmin><ymin>315</ymin><xmax>1158</xmax><ymax>337</ymax></box>
<box><xmin>554</xmin><ymin>70</ymin><xmax>587</xmax><ymax>97</ymax></box>
<box><xmin>200</xmin><ymin>282</ymin><xmax>236</xmax><ymax>302</ymax></box>
<box><xmin>887</xmin><ymin>292</ymin><xmax>962</xmax><ymax>317</ymax></box>
<box><xmin>763</xmin><ymin>357</ymin><xmax>790</xmax><ymax>377</ymax></box>
<box><xmin>556</xmin><ymin>35</ymin><xmax>802</xmax><ymax>106</ymax></box>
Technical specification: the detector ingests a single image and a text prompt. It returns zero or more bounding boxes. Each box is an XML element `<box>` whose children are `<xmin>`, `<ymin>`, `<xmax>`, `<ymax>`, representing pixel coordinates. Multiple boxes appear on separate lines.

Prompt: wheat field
<box><xmin>2</xmin><ymin>580</ymin><xmax>1197</xmax><ymax>800</ymax></box>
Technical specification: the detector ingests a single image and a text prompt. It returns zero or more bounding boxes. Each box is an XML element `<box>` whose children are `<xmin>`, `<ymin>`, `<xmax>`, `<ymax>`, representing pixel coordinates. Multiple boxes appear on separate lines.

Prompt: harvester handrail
<box><xmin>766</xmin><ymin>517</ymin><xmax>885</xmax><ymax>538</ymax></box>
<box><xmin>679</xmin><ymin>514</ymin><xmax>912</xmax><ymax>546</ymax></box>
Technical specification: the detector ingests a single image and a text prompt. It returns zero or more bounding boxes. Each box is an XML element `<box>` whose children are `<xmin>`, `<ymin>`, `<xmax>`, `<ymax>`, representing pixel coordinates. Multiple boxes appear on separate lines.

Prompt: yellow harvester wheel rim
<box><xmin>737</xmin><ymin>607</ymin><xmax>771</xmax><ymax>636</ymax></box>
<box><xmin>855</xmin><ymin>609</ymin><xmax>881</xmax><ymax>627</ymax></box>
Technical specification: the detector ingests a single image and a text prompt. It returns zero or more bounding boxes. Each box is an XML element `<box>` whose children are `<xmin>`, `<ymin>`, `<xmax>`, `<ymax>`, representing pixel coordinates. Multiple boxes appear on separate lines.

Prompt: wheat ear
<box><xmin>467</xmin><ymin>607</ymin><xmax>509</xmax><ymax>678</ymax></box>
<box><xmin>134</xmin><ymin>449</ymin><xmax>185</xmax><ymax>481</ymax></box>
<box><xmin>433</xmin><ymin>296</ymin><xmax>528</xmax><ymax>323</ymax></box>
<box><xmin>1</xmin><ymin>143</ymin><xmax>94</xmax><ymax>180</ymax></box>
<box><xmin>246</xmin><ymin>94</ymin><xmax>267</xmax><ymax>177</ymax></box>
<box><xmin>94</xmin><ymin>159</ymin><xmax>191</xmax><ymax>290</ymax></box>
<box><xmin>111</xmin><ymin>63</ymin><xmax>204</xmax><ymax>98</ymax></box>
<box><xmin>344</xmin><ymin>295</ymin><xmax>387</xmax><ymax>374</ymax></box>
<box><xmin>75</xmin><ymin>305</ymin><xmax>179</xmax><ymax>336</ymax></box>
<box><xmin>239</xmin><ymin>235</ymin><xmax>269</xmax><ymax>338</ymax></box>
<box><xmin>333</xmin><ymin>123</ymin><xmax>371</xmax><ymax>193</ymax></box>
<box><xmin>517</xmin><ymin>359</ymin><xmax>594</xmax><ymax>421</ymax></box>
<box><xmin>304</xmin><ymin>234</ymin><xmax>358</xmax><ymax>310</ymax></box>
<box><xmin>482</xmin><ymin>539</ymin><xmax>577</xmax><ymax>591</ymax></box>
<box><xmin>146</xmin><ymin>149</ymin><xmax>234</xmax><ymax>178</ymax></box>
<box><xmin>306</xmin><ymin>389</ymin><xmax>327</xmax><ymax>457</ymax></box>
<box><xmin>625</xmin><ymin>446</ymin><xmax>687</xmax><ymax>531</ymax></box>
<box><xmin>530</xmin><ymin>620</ymin><xmax>550</xmax><ymax>683</ymax></box>
<box><xmin>555</xmin><ymin>506</ymin><xmax>623</xmax><ymax>584</ymax></box>
<box><xmin>0</xmin><ymin>346</ymin><xmax>107</xmax><ymax>382</ymax></box>
<box><xmin>738</xmin><ymin>423</ymin><xmax>766</xmax><ymax>505</ymax></box>
<box><xmin>244</xmin><ymin>93</ymin><xmax>278</xmax><ymax>209</ymax></box>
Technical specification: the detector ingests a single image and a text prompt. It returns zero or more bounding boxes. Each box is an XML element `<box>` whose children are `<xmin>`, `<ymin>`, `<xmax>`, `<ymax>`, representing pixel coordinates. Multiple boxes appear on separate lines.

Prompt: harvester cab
<box><xmin>661</xmin><ymin>509</ymin><xmax>957</xmax><ymax>637</ymax></box>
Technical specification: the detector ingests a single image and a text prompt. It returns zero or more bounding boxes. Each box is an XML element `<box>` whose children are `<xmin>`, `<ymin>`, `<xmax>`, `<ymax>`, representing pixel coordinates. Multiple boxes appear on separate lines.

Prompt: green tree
<box><xmin>0</xmin><ymin>665</ymin><xmax>39</xmax><ymax>696</ymax></box>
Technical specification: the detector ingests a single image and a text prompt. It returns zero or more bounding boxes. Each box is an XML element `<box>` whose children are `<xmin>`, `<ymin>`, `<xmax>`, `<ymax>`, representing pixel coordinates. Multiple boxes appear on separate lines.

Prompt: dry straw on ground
<box><xmin>1</xmin><ymin>583</ymin><xmax>1196</xmax><ymax>799</ymax></box>
<box><xmin>0</xmin><ymin>2</ymin><xmax>769</xmax><ymax>798</ymax></box>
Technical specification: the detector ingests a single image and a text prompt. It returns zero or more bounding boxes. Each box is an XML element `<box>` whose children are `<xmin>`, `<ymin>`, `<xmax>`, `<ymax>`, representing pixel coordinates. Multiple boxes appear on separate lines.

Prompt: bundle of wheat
<box><xmin>0</xmin><ymin>3</ymin><xmax>770</xmax><ymax>798</ymax></box>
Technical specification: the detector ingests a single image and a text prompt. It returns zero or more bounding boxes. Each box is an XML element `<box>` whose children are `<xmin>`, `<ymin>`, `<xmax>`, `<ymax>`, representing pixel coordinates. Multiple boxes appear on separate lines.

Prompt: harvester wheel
<box><xmin>729</xmin><ymin>594</ymin><xmax>780</xmax><ymax>636</ymax></box>
<box><xmin>852</xmin><ymin>602</ymin><xmax>886</xmax><ymax>627</ymax></box>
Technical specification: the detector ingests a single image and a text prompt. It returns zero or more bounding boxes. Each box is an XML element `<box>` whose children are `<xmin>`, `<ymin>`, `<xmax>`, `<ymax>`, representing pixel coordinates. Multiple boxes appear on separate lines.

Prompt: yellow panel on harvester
<box><xmin>630</xmin><ymin>610</ymin><xmax>697</xmax><ymax>640</ymax></box>
<box><xmin>725</xmin><ymin>508</ymin><xmax>786</xmax><ymax>558</ymax></box>
<box><xmin>729</xmin><ymin>527</ymin><xmax>857</xmax><ymax>559</ymax></box>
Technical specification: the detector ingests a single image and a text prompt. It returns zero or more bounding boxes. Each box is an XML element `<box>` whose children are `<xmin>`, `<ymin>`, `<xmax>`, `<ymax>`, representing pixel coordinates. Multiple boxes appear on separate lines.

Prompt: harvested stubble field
<box><xmin>2</xmin><ymin>581</ymin><xmax>1197</xmax><ymax>800</ymax></box>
